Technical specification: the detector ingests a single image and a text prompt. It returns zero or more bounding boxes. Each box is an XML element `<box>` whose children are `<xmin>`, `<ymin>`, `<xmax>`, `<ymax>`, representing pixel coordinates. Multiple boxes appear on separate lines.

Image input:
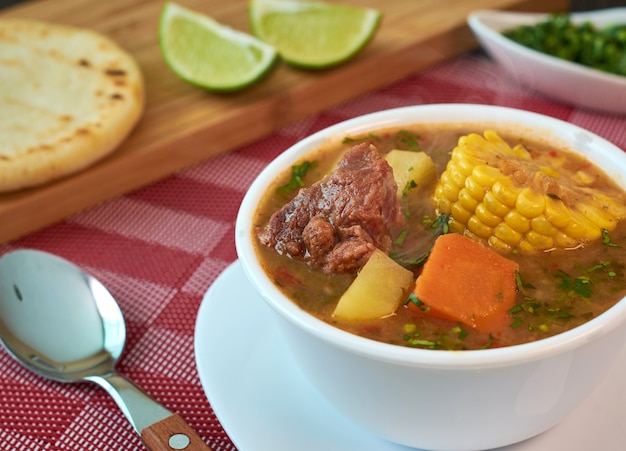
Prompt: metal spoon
<box><xmin>0</xmin><ymin>249</ymin><xmax>211</xmax><ymax>451</ymax></box>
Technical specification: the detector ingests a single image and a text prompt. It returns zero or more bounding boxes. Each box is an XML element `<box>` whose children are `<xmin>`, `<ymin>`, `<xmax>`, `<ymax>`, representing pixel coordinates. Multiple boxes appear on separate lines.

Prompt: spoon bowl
<box><xmin>0</xmin><ymin>249</ymin><xmax>210</xmax><ymax>451</ymax></box>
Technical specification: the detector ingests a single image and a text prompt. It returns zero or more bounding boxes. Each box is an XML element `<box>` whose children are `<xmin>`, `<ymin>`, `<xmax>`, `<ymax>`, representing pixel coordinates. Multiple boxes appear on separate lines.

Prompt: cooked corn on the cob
<box><xmin>433</xmin><ymin>131</ymin><xmax>626</xmax><ymax>251</ymax></box>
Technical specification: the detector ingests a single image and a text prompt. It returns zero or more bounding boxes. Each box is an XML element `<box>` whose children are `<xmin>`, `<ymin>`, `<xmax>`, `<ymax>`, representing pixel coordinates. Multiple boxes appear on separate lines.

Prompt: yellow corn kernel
<box><xmin>494</xmin><ymin>222</ymin><xmax>523</xmax><ymax>247</ymax></box>
<box><xmin>518</xmin><ymin>239</ymin><xmax>537</xmax><ymax>252</ymax></box>
<box><xmin>467</xmin><ymin>216</ymin><xmax>493</xmax><ymax>239</ymax></box>
<box><xmin>484</xmin><ymin>130</ymin><xmax>531</xmax><ymax>160</ymax></box>
<box><xmin>435</xmin><ymin>193</ymin><xmax>452</xmax><ymax>215</ymax></box>
<box><xmin>472</xmin><ymin>165</ymin><xmax>505</xmax><ymax>187</ymax></box>
<box><xmin>451</xmin><ymin>202</ymin><xmax>472</xmax><ymax>225</ymax></box>
<box><xmin>451</xmin><ymin>152</ymin><xmax>478</xmax><ymax>176</ymax></box>
<box><xmin>458</xmin><ymin>188</ymin><xmax>479</xmax><ymax>212</ymax></box>
<box><xmin>539</xmin><ymin>166</ymin><xmax>560</xmax><ymax>178</ymax></box>
<box><xmin>553</xmin><ymin>231</ymin><xmax>580</xmax><ymax>249</ymax></box>
<box><xmin>504</xmin><ymin>210</ymin><xmax>530</xmax><ymax>234</ymax></box>
<box><xmin>531</xmin><ymin>216</ymin><xmax>558</xmax><ymax>237</ymax></box>
<box><xmin>575</xmin><ymin>201</ymin><xmax>617</xmax><ymax>230</ymax></box>
<box><xmin>574</xmin><ymin>169</ymin><xmax>595</xmax><ymax>185</ymax></box>
<box><xmin>516</xmin><ymin>188</ymin><xmax>545</xmax><ymax>218</ymax></box>
<box><xmin>439</xmin><ymin>175</ymin><xmax>461</xmax><ymax>202</ymax></box>
<box><xmin>449</xmin><ymin>165</ymin><xmax>467</xmax><ymax>188</ymax></box>
<box><xmin>563</xmin><ymin>220</ymin><xmax>590</xmax><ymax>240</ymax></box>
<box><xmin>544</xmin><ymin>197</ymin><xmax>572</xmax><ymax>228</ymax></box>
<box><xmin>482</xmin><ymin>191</ymin><xmax>510</xmax><ymax>217</ymax></box>
<box><xmin>464</xmin><ymin>175</ymin><xmax>485</xmax><ymax>200</ymax></box>
<box><xmin>475</xmin><ymin>203</ymin><xmax>502</xmax><ymax>228</ymax></box>
<box><xmin>448</xmin><ymin>220</ymin><xmax>466</xmax><ymax>234</ymax></box>
<box><xmin>525</xmin><ymin>231</ymin><xmax>554</xmax><ymax>250</ymax></box>
<box><xmin>491</xmin><ymin>180</ymin><xmax>519</xmax><ymax>208</ymax></box>
<box><xmin>565</xmin><ymin>211</ymin><xmax>601</xmax><ymax>240</ymax></box>
<box><xmin>488</xmin><ymin>235</ymin><xmax>513</xmax><ymax>251</ymax></box>
<box><xmin>463</xmin><ymin>230</ymin><xmax>486</xmax><ymax>245</ymax></box>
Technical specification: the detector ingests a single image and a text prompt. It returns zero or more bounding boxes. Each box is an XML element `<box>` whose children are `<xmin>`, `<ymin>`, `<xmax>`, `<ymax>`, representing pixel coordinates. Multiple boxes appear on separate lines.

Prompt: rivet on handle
<box><xmin>169</xmin><ymin>433</ymin><xmax>191</xmax><ymax>449</ymax></box>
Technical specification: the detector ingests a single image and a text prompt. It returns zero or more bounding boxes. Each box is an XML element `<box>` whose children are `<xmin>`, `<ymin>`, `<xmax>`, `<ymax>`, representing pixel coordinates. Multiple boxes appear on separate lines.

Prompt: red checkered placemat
<box><xmin>0</xmin><ymin>53</ymin><xmax>624</xmax><ymax>450</ymax></box>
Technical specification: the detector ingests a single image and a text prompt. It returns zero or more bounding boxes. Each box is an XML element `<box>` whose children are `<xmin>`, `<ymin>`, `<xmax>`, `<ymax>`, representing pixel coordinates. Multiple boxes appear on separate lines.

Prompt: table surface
<box><xmin>2</xmin><ymin>6</ymin><xmax>626</xmax><ymax>451</ymax></box>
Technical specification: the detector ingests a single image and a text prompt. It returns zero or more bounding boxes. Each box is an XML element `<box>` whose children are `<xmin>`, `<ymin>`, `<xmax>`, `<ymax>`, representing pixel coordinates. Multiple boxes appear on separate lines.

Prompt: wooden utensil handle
<box><xmin>141</xmin><ymin>413</ymin><xmax>212</xmax><ymax>450</ymax></box>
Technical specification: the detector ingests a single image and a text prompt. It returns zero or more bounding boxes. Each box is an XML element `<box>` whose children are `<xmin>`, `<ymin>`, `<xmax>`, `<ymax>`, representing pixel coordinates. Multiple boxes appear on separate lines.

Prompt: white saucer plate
<box><xmin>195</xmin><ymin>261</ymin><xmax>626</xmax><ymax>450</ymax></box>
<box><xmin>468</xmin><ymin>8</ymin><xmax>626</xmax><ymax>115</ymax></box>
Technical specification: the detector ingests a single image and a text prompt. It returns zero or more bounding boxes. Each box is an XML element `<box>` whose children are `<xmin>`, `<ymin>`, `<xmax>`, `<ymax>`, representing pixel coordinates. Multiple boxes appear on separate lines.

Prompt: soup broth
<box><xmin>253</xmin><ymin>124</ymin><xmax>626</xmax><ymax>350</ymax></box>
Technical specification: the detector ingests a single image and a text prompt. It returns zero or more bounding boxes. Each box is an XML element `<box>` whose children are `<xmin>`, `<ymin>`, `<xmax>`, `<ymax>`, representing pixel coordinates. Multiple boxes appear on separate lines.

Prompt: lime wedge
<box><xmin>159</xmin><ymin>2</ymin><xmax>278</xmax><ymax>92</ymax></box>
<box><xmin>249</xmin><ymin>0</ymin><xmax>381</xmax><ymax>69</ymax></box>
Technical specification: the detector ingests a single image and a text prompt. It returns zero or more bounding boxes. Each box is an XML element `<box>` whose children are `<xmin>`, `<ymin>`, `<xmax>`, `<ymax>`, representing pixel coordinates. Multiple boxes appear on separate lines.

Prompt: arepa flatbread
<box><xmin>0</xmin><ymin>18</ymin><xmax>144</xmax><ymax>192</ymax></box>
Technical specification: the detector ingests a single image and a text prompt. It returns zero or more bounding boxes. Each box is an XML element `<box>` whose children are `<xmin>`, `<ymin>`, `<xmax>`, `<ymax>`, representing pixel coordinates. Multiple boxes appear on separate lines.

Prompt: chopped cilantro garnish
<box><xmin>547</xmin><ymin>307</ymin><xmax>574</xmax><ymax>319</ymax></box>
<box><xmin>393</xmin><ymin>229</ymin><xmax>409</xmax><ymax>247</ymax></box>
<box><xmin>554</xmin><ymin>269</ymin><xmax>573</xmax><ymax>291</ymax></box>
<box><xmin>276</xmin><ymin>161</ymin><xmax>317</xmax><ymax>195</ymax></box>
<box><xmin>402</xmin><ymin>180</ymin><xmax>418</xmax><ymax>197</ymax></box>
<box><xmin>391</xmin><ymin>251</ymin><xmax>430</xmax><ymax>267</ymax></box>
<box><xmin>390</xmin><ymin>214</ymin><xmax>450</xmax><ymax>268</ymax></box>
<box><xmin>573</xmin><ymin>276</ymin><xmax>593</xmax><ymax>298</ymax></box>
<box><xmin>342</xmin><ymin>133</ymin><xmax>381</xmax><ymax>144</ymax></box>
<box><xmin>430</xmin><ymin>213</ymin><xmax>451</xmax><ymax>234</ymax></box>
<box><xmin>408</xmin><ymin>338</ymin><xmax>439</xmax><ymax>349</ymax></box>
<box><xmin>403</xmin><ymin>323</ymin><xmax>418</xmax><ymax>334</ymax></box>
<box><xmin>405</xmin><ymin>293</ymin><xmax>430</xmax><ymax>312</ymax></box>
<box><xmin>554</xmin><ymin>270</ymin><xmax>594</xmax><ymax>298</ymax></box>
<box><xmin>602</xmin><ymin>229</ymin><xmax>620</xmax><ymax>247</ymax></box>
<box><xmin>515</xmin><ymin>271</ymin><xmax>535</xmax><ymax>293</ymax></box>
<box><xmin>480</xmin><ymin>335</ymin><xmax>494</xmax><ymax>349</ymax></box>
<box><xmin>451</xmin><ymin>326</ymin><xmax>468</xmax><ymax>340</ymax></box>
<box><xmin>397</xmin><ymin>130</ymin><xmax>421</xmax><ymax>151</ymax></box>
<box><xmin>586</xmin><ymin>261</ymin><xmax>610</xmax><ymax>272</ymax></box>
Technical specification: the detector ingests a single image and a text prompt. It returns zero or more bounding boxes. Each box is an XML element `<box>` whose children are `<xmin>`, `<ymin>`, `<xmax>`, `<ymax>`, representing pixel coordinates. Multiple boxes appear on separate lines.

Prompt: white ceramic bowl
<box><xmin>235</xmin><ymin>104</ymin><xmax>626</xmax><ymax>450</ymax></box>
<box><xmin>467</xmin><ymin>8</ymin><xmax>626</xmax><ymax>115</ymax></box>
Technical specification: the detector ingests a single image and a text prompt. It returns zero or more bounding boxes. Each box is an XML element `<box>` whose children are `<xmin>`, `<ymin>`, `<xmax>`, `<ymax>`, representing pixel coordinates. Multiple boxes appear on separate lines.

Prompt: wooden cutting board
<box><xmin>0</xmin><ymin>0</ymin><xmax>569</xmax><ymax>244</ymax></box>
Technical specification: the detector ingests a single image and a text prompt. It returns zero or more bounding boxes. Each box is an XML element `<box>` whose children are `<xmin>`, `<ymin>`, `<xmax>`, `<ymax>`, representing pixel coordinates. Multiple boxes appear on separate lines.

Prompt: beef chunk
<box><xmin>257</xmin><ymin>143</ymin><xmax>402</xmax><ymax>273</ymax></box>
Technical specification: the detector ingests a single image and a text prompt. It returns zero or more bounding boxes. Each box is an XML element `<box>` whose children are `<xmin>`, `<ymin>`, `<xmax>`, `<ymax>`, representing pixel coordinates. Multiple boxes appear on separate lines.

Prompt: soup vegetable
<box><xmin>253</xmin><ymin>124</ymin><xmax>626</xmax><ymax>350</ymax></box>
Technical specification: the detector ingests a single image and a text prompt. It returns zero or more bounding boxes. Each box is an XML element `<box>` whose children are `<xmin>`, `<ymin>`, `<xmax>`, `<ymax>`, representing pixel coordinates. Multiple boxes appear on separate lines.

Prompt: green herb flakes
<box><xmin>276</xmin><ymin>161</ymin><xmax>317</xmax><ymax>194</ymax></box>
<box><xmin>397</xmin><ymin>130</ymin><xmax>421</xmax><ymax>151</ymax></box>
<box><xmin>602</xmin><ymin>229</ymin><xmax>620</xmax><ymax>247</ymax></box>
<box><xmin>342</xmin><ymin>133</ymin><xmax>380</xmax><ymax>144</ymax></box>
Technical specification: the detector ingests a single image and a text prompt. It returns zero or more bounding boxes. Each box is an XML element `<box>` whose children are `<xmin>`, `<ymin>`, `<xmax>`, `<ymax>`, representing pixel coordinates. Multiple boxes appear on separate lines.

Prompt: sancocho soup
<box><xmin>252</xmin><ymin>124</ymin><xmax>626</xmax><ymax>350</ymax></box>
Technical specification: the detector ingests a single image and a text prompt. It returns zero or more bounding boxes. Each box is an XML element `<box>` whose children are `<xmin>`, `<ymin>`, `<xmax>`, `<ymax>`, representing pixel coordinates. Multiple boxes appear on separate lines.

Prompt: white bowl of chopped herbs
<box><xmin>468</xmin><ymin>8</ymin><xmax>626</xmax><ymax>114</ymax></box>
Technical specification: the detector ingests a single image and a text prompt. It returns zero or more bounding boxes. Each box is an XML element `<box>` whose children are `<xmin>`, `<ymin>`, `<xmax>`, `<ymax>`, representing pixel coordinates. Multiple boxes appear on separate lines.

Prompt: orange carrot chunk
<box><xmin>412</xmin><ymin>233</ymin><xmax>519</xmax><ymax>333</ymax></box>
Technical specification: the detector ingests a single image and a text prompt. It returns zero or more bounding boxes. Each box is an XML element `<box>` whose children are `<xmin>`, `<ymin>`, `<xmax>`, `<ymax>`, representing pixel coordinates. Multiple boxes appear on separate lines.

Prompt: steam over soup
<box><xmin>253</xmin><ymin>124</ymin><xmax>626</xmax><ymax>350</ymax></box>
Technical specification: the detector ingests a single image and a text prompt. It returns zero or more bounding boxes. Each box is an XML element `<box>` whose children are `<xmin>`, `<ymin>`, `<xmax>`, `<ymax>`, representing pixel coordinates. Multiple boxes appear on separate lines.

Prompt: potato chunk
<box><xmin>385</xmin><ymin>149</ymin><xmax>436</xmax><ymax>196</ymax></box>
<box><xmin>333</xmin><ymin>249</ymin><xmax>414</xmax><ymax>320</ymax></box>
